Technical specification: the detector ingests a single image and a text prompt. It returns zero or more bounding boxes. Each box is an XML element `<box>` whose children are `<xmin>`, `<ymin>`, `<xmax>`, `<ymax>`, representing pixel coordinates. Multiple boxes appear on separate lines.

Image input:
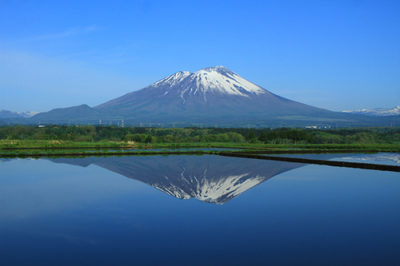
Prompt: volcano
<box><xmin>30</xmin><ymin>66</ymin><xmax>390</xmax><ymax>127</ymax></box>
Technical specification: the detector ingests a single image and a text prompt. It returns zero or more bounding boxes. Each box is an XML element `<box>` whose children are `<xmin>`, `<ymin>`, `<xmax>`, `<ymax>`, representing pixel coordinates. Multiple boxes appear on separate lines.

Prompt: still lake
<box><xmin>1</xmin><ymin>154</ymin><xmax>399</xmax><ymax>265</ymax></box>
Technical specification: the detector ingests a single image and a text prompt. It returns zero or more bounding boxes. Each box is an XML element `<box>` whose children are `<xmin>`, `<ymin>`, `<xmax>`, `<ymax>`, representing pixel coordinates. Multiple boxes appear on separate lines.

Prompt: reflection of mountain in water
<box><xmin>51</xmin><ymin>155</ymin><xmax>304</xmax><ymax>204</ymax></box>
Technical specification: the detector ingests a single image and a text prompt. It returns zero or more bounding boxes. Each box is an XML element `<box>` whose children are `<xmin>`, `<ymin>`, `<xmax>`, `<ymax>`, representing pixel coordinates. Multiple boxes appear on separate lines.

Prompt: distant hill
<box><xmin>28</xmin><ymin>66</ymin><xmax>400</xmax><ymax>127</ymax></box>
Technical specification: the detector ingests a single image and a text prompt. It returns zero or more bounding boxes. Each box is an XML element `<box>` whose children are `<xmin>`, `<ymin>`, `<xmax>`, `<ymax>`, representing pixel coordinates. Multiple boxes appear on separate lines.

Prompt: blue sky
<box><xmin>1</xmin><ymin>0</ymin><xmax>399</xmax><ymax>112</ymax></box>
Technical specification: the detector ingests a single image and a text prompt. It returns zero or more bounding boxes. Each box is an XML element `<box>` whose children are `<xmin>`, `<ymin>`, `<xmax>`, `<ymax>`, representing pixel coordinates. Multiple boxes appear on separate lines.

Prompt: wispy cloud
<box><xmin>27</xmin><ymin>25</ymin><xmax>99</xmax><ymax>41</ymax></box>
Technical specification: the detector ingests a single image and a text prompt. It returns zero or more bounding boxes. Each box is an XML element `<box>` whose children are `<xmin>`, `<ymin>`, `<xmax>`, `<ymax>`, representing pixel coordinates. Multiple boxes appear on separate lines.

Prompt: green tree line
<box><xmin>0</xmin><ymin>125</ymin><xmax>399</xmax><ymax>144</ymax></box>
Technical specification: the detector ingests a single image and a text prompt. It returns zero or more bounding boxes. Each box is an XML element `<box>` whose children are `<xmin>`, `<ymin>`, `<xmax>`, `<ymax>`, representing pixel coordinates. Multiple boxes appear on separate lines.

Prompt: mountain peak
<box><xmin>151</xmin><ymin>66</ymin><xmax>266</xmax><ymax>98</ymax></box>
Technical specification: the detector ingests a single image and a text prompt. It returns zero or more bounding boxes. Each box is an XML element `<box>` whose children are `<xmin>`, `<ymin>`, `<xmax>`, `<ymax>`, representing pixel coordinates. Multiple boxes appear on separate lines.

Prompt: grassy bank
<box><xmin>0</xmin><ymin>126</ymin><xmax>399</xmax><ymax>157</ymax></box>
<box><xmin>1</xmin><ymin>139</ymin><xmax>399</xmax><ymax>158</ymax></box>
<box><xmin>1</xmin><ymin>143</ymin><xmax>399</xmax><ymax>172</ymax></box>
<box><xmin>1</xmin><ymin>139</ymin><xmax>400</xmax><ymax>150</ymax></box>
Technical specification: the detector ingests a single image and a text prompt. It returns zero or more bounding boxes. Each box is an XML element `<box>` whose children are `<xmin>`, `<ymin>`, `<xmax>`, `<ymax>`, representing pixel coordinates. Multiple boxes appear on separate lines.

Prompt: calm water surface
<box><xmin>0</xmin><ymin>155</ymin><xmax>399</xmax><ymax>265</ymax></box>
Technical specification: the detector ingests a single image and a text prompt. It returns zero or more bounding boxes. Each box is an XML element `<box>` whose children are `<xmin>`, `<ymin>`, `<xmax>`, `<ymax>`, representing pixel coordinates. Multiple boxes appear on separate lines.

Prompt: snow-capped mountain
<box><xmin>343</xmin><ymin>106</ymin><xmax>400</xmax><ymax>116</ymax></box>
<box><xmin>0</xmin><ymin>109</ymin><xmax>23</xmax><ymax>119</ymax></box>
<box><xmin>50</xmin><ymin>155</ymin><xmax>304</xmax><ymax>204</ymax></box>
<box><xmin>0</xmin><ymin>109</ymin><xmax>38</xmax><ymax>119</ymax></box>
<box><xmin>30</xmin><ymin>66</ymin><xmax>400</xmax><ymax>127</ymax></box>
<box><xmin>19</xmin><ymin>111</ymin><xmax>39</xmax><ymax>118</ymax></box>
<box><xmin>97</xmin><ymin>66</ymin><xmax>297</xmax><ymax>109</ymax></box>
<box><xmin>32</xmin><ymin>66</ymin><xmax>339</xmax><ymax>126</ymax></box>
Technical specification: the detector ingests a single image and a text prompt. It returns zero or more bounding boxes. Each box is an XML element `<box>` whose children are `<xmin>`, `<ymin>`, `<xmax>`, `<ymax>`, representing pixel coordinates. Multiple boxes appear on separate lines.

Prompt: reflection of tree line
<box><xmin>50</xmin><ymin>155</ymin><xmax>304</xmax><ymax>204</ymax></box>
<box><xmin>1</xmin><ymin>125</ymin><xmax>399</xmax><ymax>144</ymax></box>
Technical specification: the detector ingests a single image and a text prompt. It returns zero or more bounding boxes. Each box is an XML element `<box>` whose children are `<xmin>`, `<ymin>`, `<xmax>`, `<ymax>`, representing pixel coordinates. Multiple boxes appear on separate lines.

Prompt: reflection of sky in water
<box><xmin>0</xmin><ymin>155</ymin><xmax>400</xmax><ymax>265</ymax></box>
<box><xmin>0</xmin><ymin>159</ymin><xmax>157</xmax><ymax>222</ymax></box>
<box><xmin>266</xmin><ymin>152</ymin><xmax>400</xmax><ymax>166</ymax></box>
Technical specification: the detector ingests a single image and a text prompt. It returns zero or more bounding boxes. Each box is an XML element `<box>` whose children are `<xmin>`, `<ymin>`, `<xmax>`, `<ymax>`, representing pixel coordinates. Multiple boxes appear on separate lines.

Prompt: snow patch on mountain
<box><xmin>19</xmin><ymin>111</ymin><xmax>39</xmax><ymax>118</ymax></box>
<box><xmin>192</xmin><ymin>173</ymin><xmax>265</xmax><ymax>204</ymax></box>
<box><xmin>152</xmin><ymin>170</ymin><xmax>266</xmax><ymax>204</ymax></box>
